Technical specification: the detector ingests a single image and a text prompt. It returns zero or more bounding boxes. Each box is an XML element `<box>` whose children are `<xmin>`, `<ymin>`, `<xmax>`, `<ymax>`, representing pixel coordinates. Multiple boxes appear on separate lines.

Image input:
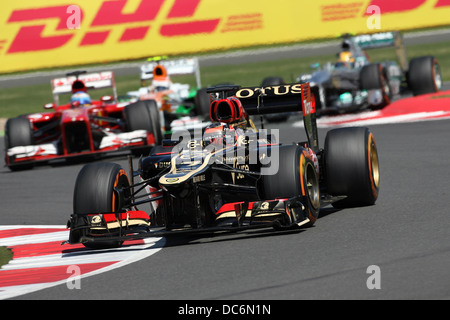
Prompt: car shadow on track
<box><xmin>61</xmin><ymin>237</ymin><xmax>167</xmax><ymax>256</ymax></box>
<box><xmin>161</xmin><ymin>206</ymin><xmax>342</xmax><ymax>247</ymax></box>
<box><xmin>162</xmin><ymin>227</ymin><xmax>307</xmax><ymax>247</ymax></box>
<box><xmin>59</xmin><ymin>207</ymin><xmax>343</xmax><ymax>253</ymax></box>
<box><xmin>317</xmin><ymin>206</ymin><xmax>341</xmax><ymax>219</ymax></box>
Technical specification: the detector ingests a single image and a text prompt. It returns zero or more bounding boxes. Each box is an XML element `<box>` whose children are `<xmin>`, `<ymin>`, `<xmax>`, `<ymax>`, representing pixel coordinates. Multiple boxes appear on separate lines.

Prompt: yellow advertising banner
<box><xmin>1</xmin><ymin>0</ymin><xmax>450</xmax><ymax>74</ymax></box>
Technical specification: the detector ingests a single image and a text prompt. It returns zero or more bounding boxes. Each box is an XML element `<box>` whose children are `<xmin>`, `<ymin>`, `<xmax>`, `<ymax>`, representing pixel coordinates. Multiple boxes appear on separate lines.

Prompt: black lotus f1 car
<box><xmin>65</xmin><ymin>83</ymin><xmax>380</xmax><ymax>248</ymax></box>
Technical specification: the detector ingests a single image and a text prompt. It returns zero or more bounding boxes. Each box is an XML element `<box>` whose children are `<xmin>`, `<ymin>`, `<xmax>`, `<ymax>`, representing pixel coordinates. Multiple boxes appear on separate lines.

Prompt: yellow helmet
<box><xmin>338</xmin><ymin>51</ymin><xmax>355</xmax><ymax>63</ymax></box>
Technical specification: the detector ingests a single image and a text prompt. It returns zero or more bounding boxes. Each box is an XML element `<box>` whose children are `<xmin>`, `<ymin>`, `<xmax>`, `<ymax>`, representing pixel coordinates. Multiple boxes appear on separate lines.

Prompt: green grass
<box><xmin>1</xmin><ymin>40</ymin><xmax>450</xmax><ymax>120</ymax></box>
<box><xmin>0</xmin><ymin>247</ymin><xmax>13</xmax><ymax>269</ymax></box>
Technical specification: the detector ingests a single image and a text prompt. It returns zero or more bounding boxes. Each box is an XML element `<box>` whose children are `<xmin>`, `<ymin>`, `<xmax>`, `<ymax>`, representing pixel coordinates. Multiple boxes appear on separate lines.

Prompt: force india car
<box><xmin>66</xmin><ymin>82</ymin><xmax>380</xmax><ymax>248</ymax></box>
<box><xmin>127</xmin><ymin>57</ymin><xmax>211</xmax><ymax>136</ymax></box>
<box><xmin>4</xmin><ymin>71</ymin><xmax>162</xmax><ymax>171</ymax></box>
<box><xmin>297</xmin><ymin>31</ymin><xmax>442</xmax><ymax>115</ymax></box>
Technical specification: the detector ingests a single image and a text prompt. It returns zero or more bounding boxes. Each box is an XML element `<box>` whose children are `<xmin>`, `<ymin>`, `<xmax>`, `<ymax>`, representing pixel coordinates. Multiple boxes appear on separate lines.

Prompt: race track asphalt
<box><xmin>1</xmin><ymin>112</ymin><xmax>449</xmax><ymax>300</ymax></box>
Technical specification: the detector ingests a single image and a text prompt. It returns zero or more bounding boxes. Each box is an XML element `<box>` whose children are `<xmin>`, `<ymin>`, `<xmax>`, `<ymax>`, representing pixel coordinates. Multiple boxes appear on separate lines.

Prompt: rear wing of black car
<box><xmin>207</xmin><ymin>83</ymin><xmax>319</xmax><ymax>152</ymax></box>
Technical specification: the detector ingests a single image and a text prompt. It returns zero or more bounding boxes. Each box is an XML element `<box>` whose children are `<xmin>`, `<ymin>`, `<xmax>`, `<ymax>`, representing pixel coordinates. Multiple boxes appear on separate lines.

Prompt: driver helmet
<box><xmin>210</xmin><ymin>97</ymin><xmax>247</xmax><ymax>124</ymax></box>
<box><xmin>151</xmin><ymin>64</ymin><xmax>172</xmax><ymax>91</ymax></box>
<box><xmin>70</xmin><ymin>91</ymin><xmax>91</xmax><ymax>106</ymax></box>
<box><xmin>337</xmin><ymin>51</ymin><xmax>355</xmax><ymax>68</ymax></box>
<box><xmin>204</xmin><ymin>122</ymin><xmax>235</xmax><ymax>146</ymax></box>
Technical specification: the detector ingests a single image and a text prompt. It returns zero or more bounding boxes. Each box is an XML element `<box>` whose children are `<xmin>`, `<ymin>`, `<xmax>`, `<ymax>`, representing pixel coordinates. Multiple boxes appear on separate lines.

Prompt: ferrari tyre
<box><xmin>124</xmin><ymin>100</ymin><xmax>162</xmax><ymax>156</ymax></box>
<box><xmin>408</xmin><ymin>56</ymin><xmax>442</xmax><ymax>96</ymax></box>
<box><xmin>360</xmin><ymin>63</ymin><xmax>391</xmax><ymax>110</ymax></box>
<box><xmin>261</xmin><ymin>144</ymin><xmax>320</xmax><ymax>226</ymax></box>
<box><xmin>73</xmin><ymin>162</ymin><xmax>131</xmax><ymax>248</ymax></box>
<box><xmin>325</xmin><ymin>127</ymin><xmax>380</xmax><ymax>207</ymax></box>
<box><xmin>5</xmin><ymin>117</ymin><xmax>34</xmax><ymax>148</ymax></box>
<box><xmin>5</xmin><ymin>117</ymin><xmax>35</xmax><ymax>171</ymax></box>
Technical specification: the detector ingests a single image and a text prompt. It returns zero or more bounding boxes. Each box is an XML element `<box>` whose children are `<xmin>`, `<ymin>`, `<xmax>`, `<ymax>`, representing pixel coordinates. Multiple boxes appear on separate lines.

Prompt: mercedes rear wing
<box><xmin>140</xmin><ymin>57</ymin><xmax>202</xmax><ymax>88</ymax></box>
<box><xmin>207</xmin><ymin>83</ymin><xmax>319</xmax><ymax>152</ymax></box>
<box><xmin>345</xmin><ymin>31</ymin><xmax>409</xmax><ymax>72</ymax></box>
<box><xmin>51</xmin><ymin>71</ymin><xmax>117</xmax><ymax>105</ymax></box>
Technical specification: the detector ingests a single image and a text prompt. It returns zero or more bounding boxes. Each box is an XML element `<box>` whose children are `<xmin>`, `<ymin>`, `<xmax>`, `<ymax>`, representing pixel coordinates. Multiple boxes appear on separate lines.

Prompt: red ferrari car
<box><xmin>4</xmin><ymin>71</ymin><xmax>162</xmax><ymax>171</ymax></box>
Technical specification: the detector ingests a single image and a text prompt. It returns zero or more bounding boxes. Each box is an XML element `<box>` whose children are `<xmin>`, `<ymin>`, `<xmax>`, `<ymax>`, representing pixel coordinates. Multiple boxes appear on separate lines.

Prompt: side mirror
<box><xmin>162</xmin><ymin>139</ymin><xmax>181</xmax><ymax>147</ymax></box>
<box><xmin>101</xmin><ymin>95</ymin><xmax>113</xmax><ymax>103</ymax></box>
<box><xmin>44</xmin><ymin>103</ymin><xmax>55</xmax><ymax>109</ymax></box>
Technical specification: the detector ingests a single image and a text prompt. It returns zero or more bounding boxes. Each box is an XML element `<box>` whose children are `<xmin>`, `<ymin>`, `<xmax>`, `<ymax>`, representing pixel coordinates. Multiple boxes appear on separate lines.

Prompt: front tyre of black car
<box><xmin>73</xmin><ymin>162</ymin><xmax>131</xmax><ymax>249</ymax></box>
<box><xmin>261</xmin><ymin>144</ymin><xmax>320</xmax><ymax>227</ymax></box>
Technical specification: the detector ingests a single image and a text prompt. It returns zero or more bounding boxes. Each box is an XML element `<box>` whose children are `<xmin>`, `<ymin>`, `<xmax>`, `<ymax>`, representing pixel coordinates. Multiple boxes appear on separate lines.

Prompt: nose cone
<box><xmin>159</xmin><ymin>173</ymin><xmax>191</xmax><ymax>198</ymax></box>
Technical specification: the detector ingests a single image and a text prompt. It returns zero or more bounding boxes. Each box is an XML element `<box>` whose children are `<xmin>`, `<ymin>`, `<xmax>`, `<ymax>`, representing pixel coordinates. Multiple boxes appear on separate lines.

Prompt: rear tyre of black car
<box><xmin>73</xmin><ymin>162</ymin><xmax>131</xmax><ymax>249</ymax></box>
<box><xmin>408</xmin><ymin>56</ymin><xmax>442</xmax><ymax>96</ymax></box>
<box><xmin>124</xmin><ymin>100</ymin><xmax>162</xmax><ymax>156</ymax></box>
<box><xmin>261</xmin><ymin>144</ymin><xmax>320</xmax><ymax>227</ymax></box>
<box><xmin>360</xmin><ymin>63</ymin><xmax>391</xmax><ymax>110</ymax></box>
<box><xmin>325</xmin><ymin>127</ymin><xmax>380</xmax><ymax>208</ymax></box>
<box><xmin>5</xmin><ymin>117</ymin><xmax>35</xmax><ymax>171</ymax></box>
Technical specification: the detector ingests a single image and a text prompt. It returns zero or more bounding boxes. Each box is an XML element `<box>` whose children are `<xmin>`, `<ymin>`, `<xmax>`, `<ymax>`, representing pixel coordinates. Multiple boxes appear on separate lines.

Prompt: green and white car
<box><xmin>127</xmin><ymin>57</ymin><xmax>211</xmax><ymax>137</ymax></box>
